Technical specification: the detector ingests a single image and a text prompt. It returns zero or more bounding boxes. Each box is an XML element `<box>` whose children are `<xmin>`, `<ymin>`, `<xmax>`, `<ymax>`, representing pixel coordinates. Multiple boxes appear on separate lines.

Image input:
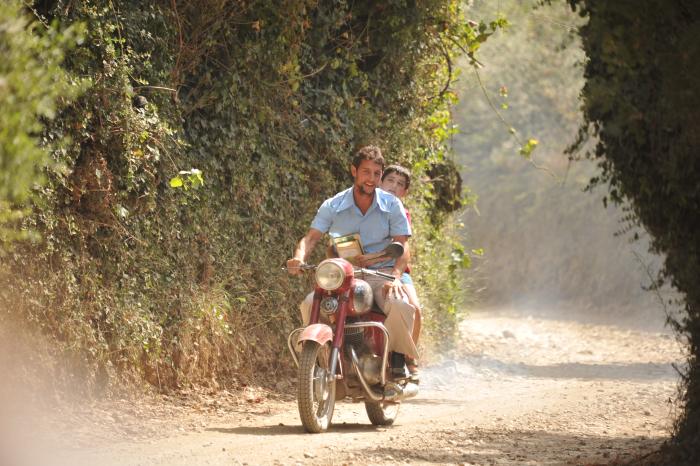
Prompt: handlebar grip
<box><xmin>356</xmin><ymin>268</ymin><xmax>396</xmax><ymax>281</ymax></box>
<box><xmin>375</xmin><ymin>271</ymin><xmax>396</xmax><ymax>280</ymax></box>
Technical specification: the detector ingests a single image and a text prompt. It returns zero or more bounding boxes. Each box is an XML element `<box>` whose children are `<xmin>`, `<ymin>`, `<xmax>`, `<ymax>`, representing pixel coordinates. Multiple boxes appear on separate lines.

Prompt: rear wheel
<box><xmin>298</xmin><ymin>341</ymin><xmax>336</xmax><ymax>433</ymax></box>
<box><xmin>365</xmin><ymin>400</ymin><xmax>400</xmax><ymax>425</ymax></box>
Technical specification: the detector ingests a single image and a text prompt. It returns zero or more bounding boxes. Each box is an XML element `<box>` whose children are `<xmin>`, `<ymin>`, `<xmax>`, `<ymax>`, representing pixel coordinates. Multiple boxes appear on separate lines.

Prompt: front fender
<box><xmin>298</xmin><ymin>323</ymin><xmax>334</xmax><ymax>346</ymax></box>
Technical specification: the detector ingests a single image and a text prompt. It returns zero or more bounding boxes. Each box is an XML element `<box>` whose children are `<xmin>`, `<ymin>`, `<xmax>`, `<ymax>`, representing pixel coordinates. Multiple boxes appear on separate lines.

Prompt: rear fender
<box><xmin>298</xmin><ymin>323</ymin><xmax>333</xmax><ymax>346</ymax></box>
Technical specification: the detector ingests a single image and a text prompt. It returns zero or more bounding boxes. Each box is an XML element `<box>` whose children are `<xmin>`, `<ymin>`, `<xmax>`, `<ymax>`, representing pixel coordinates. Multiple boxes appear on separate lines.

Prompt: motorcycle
<box><xmin>287</xmin><ymin>242</ymin><xmax>419</xmax><ymax>433</ymax></box>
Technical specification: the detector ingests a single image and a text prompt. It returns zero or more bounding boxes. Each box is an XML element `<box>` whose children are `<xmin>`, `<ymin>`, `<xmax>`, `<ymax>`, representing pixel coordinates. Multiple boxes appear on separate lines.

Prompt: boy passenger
<box><xmin>357</xmin><ymin>164</ymin><xmax>422</xmax><ymax>379</ymax></box>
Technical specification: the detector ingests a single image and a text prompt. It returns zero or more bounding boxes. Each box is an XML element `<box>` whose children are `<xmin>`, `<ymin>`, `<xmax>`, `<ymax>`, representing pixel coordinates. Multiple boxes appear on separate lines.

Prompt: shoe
<box><xmin>391</xmin><ymin>365</ymin><xmax>408</xmax><ymax>379</ymax></box>
<box><xmin>406</xmin><ymin>359</ymin><xmax>420</xmax><ymax>383</ymax></box>
<box><xmin>390</xmin><ymin>352</ymin><xmax>407</xmax><ymax>378</ymax></box>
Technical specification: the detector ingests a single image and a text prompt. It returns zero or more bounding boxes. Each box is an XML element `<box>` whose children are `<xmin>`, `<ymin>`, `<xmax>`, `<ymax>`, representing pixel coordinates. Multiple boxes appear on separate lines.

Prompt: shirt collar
<box><xmin>374</xmin><ymin>188</ymin><xmax>393</xmax><ymax>213</ymax></box>
<box><xmin>336</xmin><ymin>187</ymin><xmax>392</xmax><ymax>214</ymax></box>
<box><xmin>336</xmin><ymin>188</ymin><xmax>356</xmax><ymax>212</ymax></box>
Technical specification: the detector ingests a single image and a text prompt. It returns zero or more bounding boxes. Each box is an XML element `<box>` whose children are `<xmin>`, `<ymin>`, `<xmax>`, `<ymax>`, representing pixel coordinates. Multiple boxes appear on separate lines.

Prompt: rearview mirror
<box><xmin>382</xmin><ymin>242</ymin><xmax>404</xmax><ymax>259</ymax></box>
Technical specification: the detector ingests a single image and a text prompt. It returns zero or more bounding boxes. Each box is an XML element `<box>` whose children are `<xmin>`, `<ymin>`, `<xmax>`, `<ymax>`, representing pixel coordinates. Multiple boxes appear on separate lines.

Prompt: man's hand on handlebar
<box><xmin>286</xmin><ymin>257</ymin><xmax>305</xmax><ymax>276</ymax></box>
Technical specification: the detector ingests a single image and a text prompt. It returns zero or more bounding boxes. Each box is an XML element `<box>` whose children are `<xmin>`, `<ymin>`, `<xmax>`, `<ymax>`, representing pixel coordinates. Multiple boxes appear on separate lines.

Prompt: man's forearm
<box><xmin>292</xmin><ymin>229</ymin><xmax>322</xmax><ymax>262</ymax></box>
<box><xmin>293</xmin><ymin>238</ymin><xmax>310</xmax><ymax>262</ymax></box>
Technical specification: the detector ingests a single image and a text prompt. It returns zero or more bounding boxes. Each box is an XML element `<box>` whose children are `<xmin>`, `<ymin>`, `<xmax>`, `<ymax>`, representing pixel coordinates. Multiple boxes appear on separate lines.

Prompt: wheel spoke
<box><xmin>298</xmin><ymin>341</ymin><xmax>336</xmax><ymax>433</ymax></box>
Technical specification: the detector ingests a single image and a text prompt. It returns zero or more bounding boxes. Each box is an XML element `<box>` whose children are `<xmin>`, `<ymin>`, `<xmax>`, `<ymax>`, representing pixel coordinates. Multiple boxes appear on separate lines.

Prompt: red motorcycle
<box><xmin>287</xmin><ymin>243</ymin><xmax>419</xmax><ymax>433</ymax></box>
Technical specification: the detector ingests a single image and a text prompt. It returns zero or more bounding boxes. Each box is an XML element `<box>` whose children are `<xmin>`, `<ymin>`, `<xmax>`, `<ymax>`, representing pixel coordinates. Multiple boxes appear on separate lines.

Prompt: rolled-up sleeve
<box><xmin>310</xmin><ymin>199</ymin><xmax>333</xmax><ymax>233</ymax></box>
<box><xmin>389</xmin><ymin>199</ymin><xmax>411</xmax><ymax>237</ymax></box>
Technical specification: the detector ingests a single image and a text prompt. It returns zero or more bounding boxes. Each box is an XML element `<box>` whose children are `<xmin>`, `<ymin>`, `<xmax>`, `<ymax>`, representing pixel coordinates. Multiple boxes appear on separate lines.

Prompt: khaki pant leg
<box><xmin>299</xmin><ymin>292</ymin><xmax>314</xmax><ymax>326</ymax></box>
<box><xmin>365</xmin><ymin>275</ymin><xmax>418</xmax><ymax>359</ymax></box>
<box><xmin>403</xmin><ymin>282</ymin><xmax>421</xmax><ymax>309</ymax></box>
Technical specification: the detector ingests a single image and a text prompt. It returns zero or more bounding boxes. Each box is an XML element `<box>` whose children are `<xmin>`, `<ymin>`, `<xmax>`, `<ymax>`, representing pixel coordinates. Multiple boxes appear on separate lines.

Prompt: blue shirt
<box><xmin>310</xmin><ymin>187</ymin><xmax>411</xmax><ymax>269</ymax></box>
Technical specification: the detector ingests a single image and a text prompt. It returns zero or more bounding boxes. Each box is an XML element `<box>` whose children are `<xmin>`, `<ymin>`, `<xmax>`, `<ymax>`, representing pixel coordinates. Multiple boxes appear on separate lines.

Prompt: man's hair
<box><xmin>382</xmin><ymin>164</ymin><xmax>411</xmax><ymax>190</ymax></box>
<box><xmin>352</xmin><ymin>145</ymin><xmax>385</xmax><ymax>170</ymax></box>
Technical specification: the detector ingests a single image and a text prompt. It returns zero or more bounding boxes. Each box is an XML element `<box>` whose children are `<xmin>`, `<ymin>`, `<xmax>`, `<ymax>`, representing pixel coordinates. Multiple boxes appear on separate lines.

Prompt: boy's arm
<box><xmin>390</xmin><ymin>235</ymin><xmax>410</xmax><ymax>279</ymax></box>
<box><xmin>380</xmin><ymin>235</ymin><xmax>410</xmax><ymax>300</ymax></box>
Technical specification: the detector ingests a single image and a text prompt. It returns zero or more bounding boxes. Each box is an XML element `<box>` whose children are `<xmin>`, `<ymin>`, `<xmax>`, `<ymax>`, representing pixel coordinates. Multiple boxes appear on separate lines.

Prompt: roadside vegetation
<box><xmin>0</xmin><ymin>0</ymin><xmax>500</xmax><ymax>393</ymax></box>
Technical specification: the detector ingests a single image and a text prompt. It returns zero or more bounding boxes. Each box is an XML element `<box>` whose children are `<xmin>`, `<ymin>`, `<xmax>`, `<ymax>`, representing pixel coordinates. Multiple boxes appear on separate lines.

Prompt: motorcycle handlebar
<box><xmin>281</xmin><ymin>264</ymin><xmax>316</xmax><ymax>271</ymax></box>
<box><xmin>354</xmin><ymin>268</ymin><xmax>396</xmax><ymax>281</ymax></box>
<box><xmin>283</xmin><ymin>264</ymin><xmax>397</xmax><ymax>281</ymax></box>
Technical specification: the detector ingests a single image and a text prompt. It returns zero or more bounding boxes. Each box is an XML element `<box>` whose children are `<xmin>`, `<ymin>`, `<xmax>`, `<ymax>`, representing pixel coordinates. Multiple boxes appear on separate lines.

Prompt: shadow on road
<box><xmin>404</xmin><ymin>397</ymin><xmax>469</xmax><ymax>406</ymax></box>
<box><xmin>206</xmin><ymin>422</ymin><xmax>383</xmax><ymax>436</ymax></box>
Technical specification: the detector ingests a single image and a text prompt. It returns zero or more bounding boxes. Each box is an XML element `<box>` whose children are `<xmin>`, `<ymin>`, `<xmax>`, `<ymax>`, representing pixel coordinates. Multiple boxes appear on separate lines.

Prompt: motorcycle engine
<box><xmin>359</xmin><ymin>352</ymin><xmax>382</xmax><ymax>385</ymax></box>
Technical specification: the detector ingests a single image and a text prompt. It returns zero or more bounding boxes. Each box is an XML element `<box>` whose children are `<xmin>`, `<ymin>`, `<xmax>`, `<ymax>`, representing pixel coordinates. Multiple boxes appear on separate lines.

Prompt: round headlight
<box><xmin>315</xmin><ymin>260</ymin><xmax>346</xmax><ymax>290</ymax></box>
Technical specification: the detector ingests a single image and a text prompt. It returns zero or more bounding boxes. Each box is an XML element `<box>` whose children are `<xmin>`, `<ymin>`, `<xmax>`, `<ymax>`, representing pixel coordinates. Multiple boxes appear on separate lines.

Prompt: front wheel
<box><xmin>298</xmin><ymin>341</ymin><xmax>336</xmax><ymax>433</ymax></box>
<box><xmin>365</xmin><ymin>400</ymin><xmax>400</xmax><ymax>426</ymax></box>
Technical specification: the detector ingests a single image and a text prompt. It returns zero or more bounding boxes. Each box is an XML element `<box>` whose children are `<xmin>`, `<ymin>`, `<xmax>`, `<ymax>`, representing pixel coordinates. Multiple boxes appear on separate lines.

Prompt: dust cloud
<box><xmin>456</xmin><ymin>150</ymin><xmax>679</xmax><ymax>332</ymax></box>
<box><xmin>450</xmin><ymin>0</ymin><xmax>680</xmax><ymax>331</ymax></box>
<box><xmin>0</xmin><ymin>321</ymin><xmax>104</xmax><ymax>466</ymax></box>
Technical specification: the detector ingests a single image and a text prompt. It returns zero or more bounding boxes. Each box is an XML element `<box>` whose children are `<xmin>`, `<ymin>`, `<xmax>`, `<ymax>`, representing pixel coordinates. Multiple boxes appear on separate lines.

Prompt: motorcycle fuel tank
<box><xmin>349</xmin><ymin>278</ymin><xmax>373</xmax><ymax>315</ymax></box>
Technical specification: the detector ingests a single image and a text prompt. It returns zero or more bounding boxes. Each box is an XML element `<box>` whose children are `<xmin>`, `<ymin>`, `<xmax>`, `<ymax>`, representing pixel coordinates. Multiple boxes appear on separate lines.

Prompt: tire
<box><xmin>297</xmin><ymin>341</ymin><xmax>336</xmax><ymax>433</ymax></box>
<box><xmin>365</xmin><ymin>400</ymin><xmax>400</xmax><ymax>426</ymax></box>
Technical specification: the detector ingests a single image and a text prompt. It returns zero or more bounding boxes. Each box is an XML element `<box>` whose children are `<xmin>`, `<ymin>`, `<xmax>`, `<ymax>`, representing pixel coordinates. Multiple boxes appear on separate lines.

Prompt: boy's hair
<box><xmin>352</xmin><ymin>145</ymin><xmax>385</xmax><ymax>170</ymax></box>
<box><xmin>382</xmin><ymin>164</ymin><xmax>411</xmax><ymax>190</ymax></box>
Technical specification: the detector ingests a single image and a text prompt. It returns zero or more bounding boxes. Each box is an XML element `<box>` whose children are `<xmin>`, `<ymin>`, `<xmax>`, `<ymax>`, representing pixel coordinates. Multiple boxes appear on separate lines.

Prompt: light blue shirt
<box><xmin>310</xmin><ymin>187</ymin><xmax>411</xmax><ymax>269</ymax></box>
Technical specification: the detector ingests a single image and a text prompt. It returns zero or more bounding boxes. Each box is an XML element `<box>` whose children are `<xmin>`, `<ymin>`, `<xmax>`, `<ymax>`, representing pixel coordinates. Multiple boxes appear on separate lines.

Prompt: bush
<box><xmin>2</xmin><ymin>0</ymin><xmax>502</xmax><ymax>392</ymax></box>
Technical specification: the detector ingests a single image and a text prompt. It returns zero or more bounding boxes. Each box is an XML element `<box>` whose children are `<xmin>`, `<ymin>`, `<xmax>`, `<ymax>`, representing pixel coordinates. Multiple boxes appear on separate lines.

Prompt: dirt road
<box><xmin>8</xmin><ymin>309</ymin><xmax>683</xmax><ymax>465</ymax></box>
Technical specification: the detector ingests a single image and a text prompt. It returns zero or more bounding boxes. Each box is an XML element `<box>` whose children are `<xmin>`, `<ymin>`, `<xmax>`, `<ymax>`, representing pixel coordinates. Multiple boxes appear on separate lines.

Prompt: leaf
<box><xmin>117</xmin><ymin>205</ymin><xmax>129</xmax><ymax>218</ymax></box>
<box><xmin>519</xmin><ymin>138</ymin><xmax>539</xmax><ymax>159</ymax></box>
<box><xmin>169</xmin><ymin>176</ymin><xmax>183</xmax><ymax>188</ymax></box>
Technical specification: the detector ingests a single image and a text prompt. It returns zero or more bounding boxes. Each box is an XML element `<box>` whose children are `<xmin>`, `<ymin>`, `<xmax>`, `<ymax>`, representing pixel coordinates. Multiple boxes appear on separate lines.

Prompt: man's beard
<box><xmin>356</xmin><ymin>184</ymin><xmax>375</xmax><ymax>197</ymax></box>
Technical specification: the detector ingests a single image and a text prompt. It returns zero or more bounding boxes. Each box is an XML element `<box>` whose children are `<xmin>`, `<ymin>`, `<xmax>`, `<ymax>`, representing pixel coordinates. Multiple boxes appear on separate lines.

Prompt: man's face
<box><xmin>381</xmin><ymin>172</ymin><xmax>408</xmax><ymax>198</ymax></box>
<box><xmin>351</xmin><ymin>159</ymin><xmax>383</xmax><ymax>197</ymax></box>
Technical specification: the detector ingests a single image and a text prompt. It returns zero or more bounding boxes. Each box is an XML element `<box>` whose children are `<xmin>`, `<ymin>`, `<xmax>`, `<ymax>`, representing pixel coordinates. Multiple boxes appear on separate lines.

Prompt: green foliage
<box><xmin>568</xmin><ymin>0</ymin><xmax>700</xmax><ymax>460</ymax></box>
<box><xmin>169</xmin><ymin>169</ymin><xmax>204</xmax><ymax>190</ymax></box>
<box><xmin>1</xmin><ymin>0</ymin><xmax>502</xmax><ymax>392</ymax></box>
<box><xmin>518</xmin><ymin>138</ymin><xmax>539</xmax><ymax>159</ymax></box>
<box><xmin>0</xmin><ymin>0</ymin><xmax>85</xmax><ymax>247</ymax></box>
<box><xmin>411</xmin><ymin>212</ymin><xmax>470</xmax><ymax>351</ymax></box>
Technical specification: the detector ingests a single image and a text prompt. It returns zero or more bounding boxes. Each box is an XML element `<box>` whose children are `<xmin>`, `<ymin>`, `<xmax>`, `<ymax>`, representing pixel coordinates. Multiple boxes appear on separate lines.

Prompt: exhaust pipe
<box><xmin>349</xmin><ymin>348</ymin><xmax>384</xmax><ymax>401</ymax></box>
<box><xmin>349</xmin><ymin>348</ymin><xmax>420</xmax><ymax>402</ymax></box>
<box><xmin>383</xmin><ymin>381</ymin><xmax>419</xmax><ymax>401</ymax></box>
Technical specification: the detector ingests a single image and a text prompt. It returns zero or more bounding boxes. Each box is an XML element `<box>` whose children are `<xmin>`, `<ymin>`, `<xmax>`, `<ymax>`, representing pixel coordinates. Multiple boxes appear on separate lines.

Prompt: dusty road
<box><xmin>6</xmin><ymin>309</ymin><xmax>683</xmax><ymax>466</ymax></box>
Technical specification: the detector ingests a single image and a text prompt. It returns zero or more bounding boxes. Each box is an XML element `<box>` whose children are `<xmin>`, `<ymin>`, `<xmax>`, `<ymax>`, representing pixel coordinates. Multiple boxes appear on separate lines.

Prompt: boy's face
<box><xmin>381</xmin><ymin>172</ymin><xmax>409</xmax><ymax>198</ymax></box>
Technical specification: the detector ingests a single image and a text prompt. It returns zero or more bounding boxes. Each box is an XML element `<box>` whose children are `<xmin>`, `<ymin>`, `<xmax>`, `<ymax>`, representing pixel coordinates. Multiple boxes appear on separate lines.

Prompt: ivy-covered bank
<box><xmin>568</xmin><ymin>1</ymin><xmax>700</xmax><ymax>462</ymax></box>
<box><xmin>1</xmin><ymin>1</ymin><xmax>501</xmax><ymax>392</ymax></box>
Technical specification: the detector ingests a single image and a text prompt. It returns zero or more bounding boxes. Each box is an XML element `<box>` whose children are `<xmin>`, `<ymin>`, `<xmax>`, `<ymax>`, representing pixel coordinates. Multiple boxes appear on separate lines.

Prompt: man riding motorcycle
<box><xmin>286</xmin><ymin>145</ymin><xmax>418</xmax><ymax>371</ymax></box>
